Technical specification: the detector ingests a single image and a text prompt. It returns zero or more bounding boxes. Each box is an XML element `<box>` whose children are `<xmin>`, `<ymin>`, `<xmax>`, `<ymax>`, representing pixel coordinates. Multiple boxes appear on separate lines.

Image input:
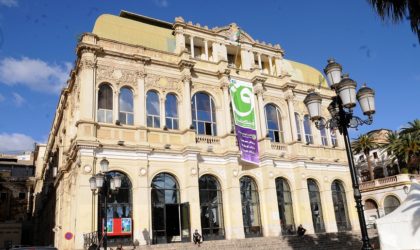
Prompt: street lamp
<box><xmin>304</xmin><ymin>58</ymin><xmax>375</xmax><ymax>250</ymax></box>
<box><xmin>89</xmin><ymin>158</ymin><xmax>122</xmax><ymax>250</ymax></box>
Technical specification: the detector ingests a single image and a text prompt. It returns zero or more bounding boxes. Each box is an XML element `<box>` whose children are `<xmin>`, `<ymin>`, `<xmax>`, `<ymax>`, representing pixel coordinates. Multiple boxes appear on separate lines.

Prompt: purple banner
<box><xmin>235</xmin><ymin>125</ymin><xmax>259</xmax><ymax>164</ymax></box>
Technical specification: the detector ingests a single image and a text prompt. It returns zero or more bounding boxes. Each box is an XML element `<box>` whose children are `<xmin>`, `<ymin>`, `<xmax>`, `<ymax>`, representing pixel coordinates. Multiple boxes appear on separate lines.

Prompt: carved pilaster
<box><xmin>79</xmin><ymin>59</ymin><xmax>96</xmax><ymax>70</ymax></box>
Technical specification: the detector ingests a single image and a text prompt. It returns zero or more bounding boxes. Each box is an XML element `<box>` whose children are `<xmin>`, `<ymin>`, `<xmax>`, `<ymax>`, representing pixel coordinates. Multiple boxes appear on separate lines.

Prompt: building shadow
<box><xmin>282</xmin><ymin>231</ymin><xmax>380</xmax><ymax>250</ymax></box>
<box><xmin>142</xmin><ymin>228</ymin><xmax>151</xmax><ymax>245</ymax></box>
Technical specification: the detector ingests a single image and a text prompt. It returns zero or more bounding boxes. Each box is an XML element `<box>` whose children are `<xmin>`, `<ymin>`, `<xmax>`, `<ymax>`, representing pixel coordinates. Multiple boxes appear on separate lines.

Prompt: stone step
<box><xmin>107</xmin><ymin>232</ymin><xmax>379</xmax><ymax>250</ymax></box>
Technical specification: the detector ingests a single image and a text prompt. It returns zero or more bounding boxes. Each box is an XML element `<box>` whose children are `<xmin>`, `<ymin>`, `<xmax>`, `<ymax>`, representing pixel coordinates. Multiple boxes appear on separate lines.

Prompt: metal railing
<box><xmin>83</xmin><ymin>231</ymin><xmax>98</xmax><ymax>250</ymax></box>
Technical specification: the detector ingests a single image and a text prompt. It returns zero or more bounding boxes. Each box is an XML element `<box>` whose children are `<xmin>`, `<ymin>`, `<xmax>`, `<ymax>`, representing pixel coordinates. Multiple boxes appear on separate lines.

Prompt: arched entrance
<box><xmin>199</xmin><ymin>175</ymin><xmax>225</xmax><ymax>240</ymax></box>
<box><xmin>240</xmin><ymin>176</ymin><xmax>262</xmax><ymax>237</ymax></box>
<box><xmin>384</xmin><ymin>195</ymin><xmax>400</xmax><ymax>215</ymax></box>
<box><xmin>275</xmin><ymin>177</ymin><xmax>295</xmax><ymax>235</ymax></box>
<box><xmin>331</xmin><ymin>180</ymin><xmax>351</xmax><ymax>231</ymax></box>
<box><xmin>364</xmin><ymin>199</ymin><xmax>379</xmax><ymax>227</ymax></box>
<box><xmin>103</xmin><ymin>171</ymin><xmax>132</xmax><ymax>245</ymax></box>
<box><xmin>151</xmin><ymin>173</ymin><xmax>190</xmax><ymax>244</ymax></box>
<box><xmin>307</xmin><ymin>179</ymin><xmax>325</xmax><ymax>233</ymax></box>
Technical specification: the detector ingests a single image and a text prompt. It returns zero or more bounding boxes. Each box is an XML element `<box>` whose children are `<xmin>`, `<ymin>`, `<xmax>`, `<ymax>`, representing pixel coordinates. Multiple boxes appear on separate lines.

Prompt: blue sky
<box><xmin>0</xmin><ymin>0</ymin><xmax>419</xmax><ymax>153</ymax></box>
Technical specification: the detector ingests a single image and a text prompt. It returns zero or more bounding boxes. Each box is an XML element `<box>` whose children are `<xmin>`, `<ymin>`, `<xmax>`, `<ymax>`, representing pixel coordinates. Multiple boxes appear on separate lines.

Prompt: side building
<box><xmin>33</xmin><ymin>11</ymin><xmax>361</xmax><ymax>249</ymax></box>
<box><xmin>0</xmin><ymin>152</ymin><xmax>35</xmax><ymax>248</ymax></box>
<box><xmin>354</xmin><ymin>129</ymin><xmax>420</xmax><ymax>226</ymax></box>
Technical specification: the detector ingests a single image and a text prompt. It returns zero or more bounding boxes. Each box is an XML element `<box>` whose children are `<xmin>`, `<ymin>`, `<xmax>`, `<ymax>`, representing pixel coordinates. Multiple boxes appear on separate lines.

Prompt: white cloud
<box><xmin>12</xmin><ymin>92</ymin><xmax>25</xmax><ymax>106</ymax></box>
<box><xmin>0</xmin><ymin>57</ymin><xmax>72</xmax><ymax>94</ymax></box>
<box><xmin>0</xmin><ymin>133</ymin><xmax>35</xmax><ymax>153</ymax></box>
<box><xmin>154</xmin><ymin>0</ymin><xmax>168</xmax><ymax>7</ymax></box>
<box><xmin>0</xmin><ymin>0</ymin><xmax>18</xmax><ymax>7</ymax></box>
<box><xmin>0</xmin><ymin>93</ymin><xmax>5</xmax><ymax>102</ymax></box>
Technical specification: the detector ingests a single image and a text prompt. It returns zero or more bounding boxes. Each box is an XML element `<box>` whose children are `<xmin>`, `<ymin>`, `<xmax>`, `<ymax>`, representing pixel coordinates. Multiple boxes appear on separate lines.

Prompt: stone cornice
<box><xmin>178</xmin><ymin>59</ymin><xmax>195</xmax><ymax>70</ymax></box>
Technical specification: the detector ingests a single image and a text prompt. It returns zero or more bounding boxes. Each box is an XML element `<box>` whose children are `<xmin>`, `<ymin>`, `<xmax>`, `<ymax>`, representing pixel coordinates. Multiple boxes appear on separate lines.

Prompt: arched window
<box><xmin>303</xmin><ymin>115</ymin><xmax>313</xmax><ymax>144</ymax></box>
<box><xmin>364</xmin><ymin>199</ymin><xmax>379</xmax><ymax>224</ymax></box>
<box><xmin>199</xmin><ymin>175</ymin><xmax>224</xmax><ymax>240</ymax></box>
<box><xmin>294</xmin><ymin>113</ymin><xmax>302</xmax><ymax>142</ymax></box>
<box><xmin>307</xmin><ymin>179</ymin><xmax>325</xmax><ymax>233</ymax></box>
<box><xmin>384</xmin><ymin>195</ymin><xmax>400</xmax><ymax>215</ymax></box>
<box><xmin>331</xmin><ymin>129</ymin><xmax>338</xmax><ymax>147</ymax></box>
<box><xmin>165</xmin><ymin>94</ymin><xmax>179</xmax><ymax>130</ymax></box>
<box><xmin>331</xmin><ymin>180</ymin><xmax>351</xmax><ymax>231</ymax></box>
<box><xmin>320</xmin><ymin>119</ymin><xmax>328</xmax><ymax>146</ymax></box>
<box><xmin>240</xmin><ymin>176</ymin><xmax>262</xmax><ymax>237</ymax></box>
<box><xmin>192</xmin><ymin>92</ymin><xmax>217</xmax><ymax>136</ymax></box>
<box><xmin>265</xmin><ymin>104</ymin><xmax>284</xmax><ymax>143</ymax></box>
<box><xmin>147</xmin><ymin>91</ymin><xmax>160</xmax><ymax>128</ymax></box>
<box><xmin>275</xmin><ymin>177</ymin><xmax>295</xmax><ymax>235</ymax></box>
<box><xmin>103</xmin><ymin>171</ymin><xmax>132</xmax><ymax>243</ymax></box>
<box><xmin>97</xmin><ymin>84</ymin><xmax>113</xmax><ymax>123</ymax></box>
<box><xmin>151</xmin><ymin>173</ymin><xmax>189</xmax><ymax>244</ymax></box>
<box><xmin>119</xmin><ymin>87</ymin><xmax>134</xmax><ymax>125</ymax></box>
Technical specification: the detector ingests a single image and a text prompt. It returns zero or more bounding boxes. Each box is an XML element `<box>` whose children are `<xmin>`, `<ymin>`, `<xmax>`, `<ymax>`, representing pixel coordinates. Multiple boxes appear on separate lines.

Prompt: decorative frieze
<box><xmin>96</xmin><ymin>64</ymin><xmax>139</xmax><ymax>87</ymax></box>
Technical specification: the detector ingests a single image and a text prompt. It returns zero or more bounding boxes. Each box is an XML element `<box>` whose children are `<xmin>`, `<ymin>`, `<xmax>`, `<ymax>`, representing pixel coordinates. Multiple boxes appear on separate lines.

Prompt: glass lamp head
<box><xmin>110</xmin><ymin>178</ymin><xmax>116</xmax><ymax>191</ymax></box>
<box><xmin>89</xmin><ymin>176</ymin><xmax>97</xmax><ymax>191</ymax></box>
<box><xmin>304</xmin><ymin>91</ymin><xmax>323</xmax><ymax>121</ymax></box>
<box><xmin>323</xmin><ymin>58</ymin><xmax>342</xmax><ymax>89</ymax></box>
<box><xmin>113</xmin><ymin>174</ymin><xmax>122</xmax><ymax>189</ymax></box>
<box><xmin>357</xmin><ymin>84</ymin><xmax>375</xmax><ymax>116</ymax></box>
<box><xmin>95</xmin><ymin>174</ymin><xmax>104</xmax><ymax>188</ymax></box>
<box><xmin>336</xmin><ymin>74</ymin><xmax>357</xmax><ymax>109</ymax></box>
<box><xmin>100</xmin><ymin>159</ymin><xmax>109</xmax><ymax>172</ymax></box>
<box><xmin>327</xmin><ymin>97</ymin><xmax>340</xmax><ymax>117</ymax></box>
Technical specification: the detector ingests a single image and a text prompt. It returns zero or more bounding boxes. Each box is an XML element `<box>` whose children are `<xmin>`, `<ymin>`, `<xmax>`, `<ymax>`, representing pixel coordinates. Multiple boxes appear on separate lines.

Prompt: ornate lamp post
<box><xmin>304</xmin><ymin>59</ymin><xmax>375</xmax><ymax>250</ymax></box>
<box><xmin>89</xmin><ymin>158</ymin><xmax>122</xmax><ymax>250</ymax></box>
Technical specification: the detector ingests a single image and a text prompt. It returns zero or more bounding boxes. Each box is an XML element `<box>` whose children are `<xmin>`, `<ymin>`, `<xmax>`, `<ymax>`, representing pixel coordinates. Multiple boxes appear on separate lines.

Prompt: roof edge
<box><xmin>119</xmin><ymin>10</ymin><xmax>173</xmax><ymax>29</ymax></box>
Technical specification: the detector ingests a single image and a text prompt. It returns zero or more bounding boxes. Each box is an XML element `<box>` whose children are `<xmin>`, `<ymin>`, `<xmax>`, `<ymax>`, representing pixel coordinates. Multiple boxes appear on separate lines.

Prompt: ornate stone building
<box><xmin>355</xmin><ymin>129</ymin><xmax>420</xmax><ymax>227</ymax></box>
<box><xmin>33</xmin><ymin>11</ymin><xmax>362</xmax><ymax>249</ymax></box>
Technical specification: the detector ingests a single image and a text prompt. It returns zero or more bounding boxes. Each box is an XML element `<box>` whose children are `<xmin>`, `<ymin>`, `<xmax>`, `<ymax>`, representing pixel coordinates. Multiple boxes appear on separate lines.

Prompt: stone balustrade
<box><xmin>360</xmin><ymin>174</ymin><xmax>419</xmax><ymax>191</ymax></box>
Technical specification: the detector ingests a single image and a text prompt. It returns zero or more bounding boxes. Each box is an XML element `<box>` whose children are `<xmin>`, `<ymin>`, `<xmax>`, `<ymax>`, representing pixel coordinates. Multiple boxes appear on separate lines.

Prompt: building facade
<box><xmin>354</xmin><ymin>129</ymin><xmax>420</xmax><ymax>227</ymax></box>
<box><xmin>0</xmin><ymin>152</ymin><xmax>35</xmax><ymax>249</ymax></box>
<box><xmin>33</xmin><ymin>11</ymin><xmax>362</xmax><ymax>250</ymax></box>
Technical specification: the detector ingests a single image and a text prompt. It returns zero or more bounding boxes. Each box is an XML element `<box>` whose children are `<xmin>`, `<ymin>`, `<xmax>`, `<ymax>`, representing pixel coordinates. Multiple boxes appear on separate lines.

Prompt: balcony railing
<box><xmin>195</xmin><ymin>135</ymin><xmax>220</xmax><ymax>144</ymax></box>
<box><xmin>360</xmin><ymin>174</ymin><xmax>419</xmax><ymax>191</ymax></box>
<box><xmin>271</xmin><ymin>142</ymin><xmax>287</xmax><ymax>151</ymax></box>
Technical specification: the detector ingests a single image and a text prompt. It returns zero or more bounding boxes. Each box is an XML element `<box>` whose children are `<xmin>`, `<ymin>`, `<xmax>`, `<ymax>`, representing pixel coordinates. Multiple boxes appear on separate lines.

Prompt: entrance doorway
<box><xmin>151</xmin><ymin>173</ymin><xmax>190</xmax><ymax>244</ymax></box>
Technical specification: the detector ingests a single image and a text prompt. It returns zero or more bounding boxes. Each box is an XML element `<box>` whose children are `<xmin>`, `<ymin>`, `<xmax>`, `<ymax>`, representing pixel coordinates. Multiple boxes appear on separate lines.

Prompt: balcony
<box><xmin>360</xmin><ymin>174</ymin><xmax>420</xmax><ymax>191</ymax></box>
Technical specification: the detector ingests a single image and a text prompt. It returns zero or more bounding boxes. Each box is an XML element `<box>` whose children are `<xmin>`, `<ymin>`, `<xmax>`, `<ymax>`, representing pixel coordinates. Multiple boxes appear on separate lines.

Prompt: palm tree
<box><xmin>400</xmin><ymin>119</ymin><xmax>420</xmax><ymax>135</ymax></box>
<box><xmin>367</xmin><ymin>0</ymin><xmax>420</xmax><ymax>42</ymax></box>
<box><xmin>352</xmin><ymin>134</ymin><xmax>378</xmax><ymax>181</ymax></box>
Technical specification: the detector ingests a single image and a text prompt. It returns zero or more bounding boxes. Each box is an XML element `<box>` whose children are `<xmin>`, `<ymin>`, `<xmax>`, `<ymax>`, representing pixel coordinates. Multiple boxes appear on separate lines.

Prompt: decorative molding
<box><xmin>145</xmin><ymin>75</ymin><xmax>183</xmax><ymax>96</ymax></box>
<box><xmin>79</xmin><ymin>59</ymin><xmax>96</xmax><ymax>70</ymax></box>
<box><xmin>96</xmin><ymin>65</ymin><xmax>138</xmax><ymax>87</ymax></box>
<box><xmin>178</xmin><ymin>59</ymin><xmax>195</xmax><ymax>70</ymax></box>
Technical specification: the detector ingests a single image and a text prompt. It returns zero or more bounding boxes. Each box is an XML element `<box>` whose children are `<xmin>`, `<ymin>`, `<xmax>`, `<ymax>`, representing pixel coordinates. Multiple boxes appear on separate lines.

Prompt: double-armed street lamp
<box><xmin>304</xmin><ymin>59</ymin><xmax>375</xmax><ymax>250</ymax></box>
<box><xmin>89</xmin><ymin>159</ymin><xmax>122</xmax><ymax>250</ymax></box>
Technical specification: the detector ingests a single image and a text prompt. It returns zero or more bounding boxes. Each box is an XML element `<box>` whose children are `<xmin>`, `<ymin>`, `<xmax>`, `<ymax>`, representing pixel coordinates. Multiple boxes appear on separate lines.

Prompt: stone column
<box><xmin>183</xmin><ymin>75</ymin><xmax>192</xmax><ymax>129</ymax></box>
<box><xmin>268</xmin><ymin>56</ymin><xmax>274</xmax><ymax>75</ymax></box>
<box><xmin>79</xmin><ymin>55</ymin><xmax>96</xmax><ymax>121</ymax></box>
<box><xmin>175</xmin><ymin>29</ymin><xmax>185</xmax><ymax>53</ymax></box>
<box><xmin>286</xmin><ymin>92</ymin><xmax>297</xmax><ymax>141</ymax></box>
<box><xmin>275</xmin><ymin>56</ymin><xmax>282</xmax><ymax>77</ymax></box>
<box><xmin>204</xmin><ymin>40</ymin><xmax>209</xmax><ymax>61</ymax></box>
<box><xmin>212</xmin><ymin>43</ymin><xmax>219</xmax><ymax>62</ymax></box>
<box><xmin>221</xmin><ymin>80</ymin><xmax>232</xmax><ymax>134</ymax></box>
<box><xmin>255</xmin><ymin>85</ymin><xmax>267</xmax><ymax>137</ymax></box>
<box><xmin>160</xmin><ymin>95</ymin><xmax>166</xmax><ymax>129</ymax></box>
<box><xmin>137</xmin><ymin>72</ymin><xmax>146</xmax><ymax>127</ymax></box>
<box><xmin>190</xmin><ymin>36</ymin><xmax>195</xmax><ymax>58</ymax></box>
<box><xmin>113</xmin><ymin>89</ymin><xmax>119</xmax><ymax>123</ymax></box>
<box><xmin>257</xmin><ymin>53</ymin><xmax>262</xmax><ymax>72</ymax></box>
<box><xmin>240</xmin><ymin>49</ymin><xmax>251</xmax><ymax>70</ymax></box>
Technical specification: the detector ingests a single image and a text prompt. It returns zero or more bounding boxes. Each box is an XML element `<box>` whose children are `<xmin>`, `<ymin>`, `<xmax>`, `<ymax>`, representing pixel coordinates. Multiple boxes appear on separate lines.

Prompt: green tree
<box><xmin>367</xmin><ymin>0</ymin><xmax>420</xmax><ymax>42</ymax></box>
<box><xmin>382</xmin><ymin>119</ymin><xmax>420</xmax><ymax>173</ymax></box>
<box><xmin>352</xmin><ymin>134</ymin><xmax>378</xmax><ymax>180</ymax></box>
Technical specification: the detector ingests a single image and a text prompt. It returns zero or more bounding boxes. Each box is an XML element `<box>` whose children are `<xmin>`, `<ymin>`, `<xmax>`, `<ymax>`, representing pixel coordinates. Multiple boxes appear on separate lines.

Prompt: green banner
<box><xmin>229</xmin><ymin>79</ymin><xmax>256</xmax><ymax>129</ymax></box>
